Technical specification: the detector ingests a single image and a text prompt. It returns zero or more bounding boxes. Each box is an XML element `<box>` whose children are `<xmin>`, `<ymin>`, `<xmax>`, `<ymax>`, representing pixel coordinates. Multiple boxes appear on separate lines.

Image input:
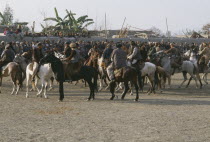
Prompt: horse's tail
<box><xmin>138</xmin><ymin>71</ymin><xmax>143</xmax><ymax>92</ymax></box>
<box><xmin>14</xmin><ymin>64</ymin><xmax>23</xmax><ymax>89</ymax></box>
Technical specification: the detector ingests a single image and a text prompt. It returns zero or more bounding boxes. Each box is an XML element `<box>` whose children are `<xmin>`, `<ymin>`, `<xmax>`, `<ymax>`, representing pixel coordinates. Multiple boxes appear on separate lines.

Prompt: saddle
<box><xmin>114</xmin><ymin>66</ymin><xmax>131</xmax><ymax>79</ymax></box>
<box><xmin>114</xmin><ymin>68</ymin><xmax>123</xmax><ymax>78</ymax></box>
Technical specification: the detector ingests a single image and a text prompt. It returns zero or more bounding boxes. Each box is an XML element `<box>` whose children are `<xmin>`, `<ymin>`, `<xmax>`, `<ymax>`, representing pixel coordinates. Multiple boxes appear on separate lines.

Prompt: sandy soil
<box><xmin>0</xmin><ymin>73</ymin><xmax>210</xmax><ymax>142</ymax></box>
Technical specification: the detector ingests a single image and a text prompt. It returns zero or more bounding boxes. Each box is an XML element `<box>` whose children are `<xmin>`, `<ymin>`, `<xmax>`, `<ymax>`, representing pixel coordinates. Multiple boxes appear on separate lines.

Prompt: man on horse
<box><xmin>62</xmin><ymin>43</ymin><xmax>83</xmax><ymax>81</ymax></box>
<box><xmin>0</xmin><ymin>44</ymin><xmax>15</xmax><ymax>75</ymax></box>
<box><xmin>32</xmin><ymin>43</ymin><xmax>44</xmax><ymax>81</ymax></box>
<box><xmin>102</xmin><ymin>43</ymin><xmax>113</xmax><ymax>67</ymax></box>
<box><xmin>198</xmin><ymin>43</ymin><xmax>210</xmax><ymax>72</ymax></box>
<box><xmin>63</xmin><ymin>41</ymin><xmax>72</xmax><ymax>58</ymax></box>
<box><xmin>107</xmin><ymin>42</ymin><xmax>127</xmax><ymax>83</ymax></box>
<box><xmin>164</xmin><ymin>43</ymin><xmax>181</xmax><ymax>74</ymax></box>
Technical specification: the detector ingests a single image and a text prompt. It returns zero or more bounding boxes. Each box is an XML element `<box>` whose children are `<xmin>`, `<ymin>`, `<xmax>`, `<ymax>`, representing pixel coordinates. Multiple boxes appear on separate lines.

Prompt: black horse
<box><xmin>39</xmin><ymin>53</ymin><xmax>98</xmax><ymax>101</ymax></box>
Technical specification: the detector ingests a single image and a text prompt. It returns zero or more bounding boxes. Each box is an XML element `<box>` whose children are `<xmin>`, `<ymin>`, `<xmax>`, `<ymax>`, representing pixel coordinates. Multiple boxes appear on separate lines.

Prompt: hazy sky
<box><xmin>1</xmin><ymin>0</ymin><xmax>210</xmax><ymax>34</ymax></box>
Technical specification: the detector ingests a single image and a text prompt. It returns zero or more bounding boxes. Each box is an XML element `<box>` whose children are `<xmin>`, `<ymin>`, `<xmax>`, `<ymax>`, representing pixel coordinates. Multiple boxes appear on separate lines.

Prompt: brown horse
<box><xmin>109</xmin><ymin>66</ymin><xmax>140</xmax><ymax>101</ymax></box>
<box><xmin>0</xmin><ymin>62</ymin><xmax>23</xmax><ymax>95</ymax></box>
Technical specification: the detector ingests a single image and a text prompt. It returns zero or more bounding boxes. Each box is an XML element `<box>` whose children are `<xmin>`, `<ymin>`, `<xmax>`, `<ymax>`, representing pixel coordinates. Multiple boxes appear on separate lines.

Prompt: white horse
<box><xmin>178</xmin><ymin>60</ymin><xmax>202</xmax><ymax>89</ymax></box>
<box><xmin>26</xmin><ymin>62</ymin><xmax>54</xmax><ymax>98</ymax></box>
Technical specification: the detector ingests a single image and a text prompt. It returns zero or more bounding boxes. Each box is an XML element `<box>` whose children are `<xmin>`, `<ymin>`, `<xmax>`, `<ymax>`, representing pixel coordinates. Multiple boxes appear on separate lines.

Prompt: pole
<box><xmin>105</xmin><ymin>13</ymin><xmax>107</xmax><ymax>39</ymax></box>
<box><xmin>166</xmin><ymin>18</ymin><xmax>170</xmax><ymax>41</ymax></box>
<box><xmin>119</xmin><ymin>17</ymin><xmax>126</xmax><ymax>38</ymax></box>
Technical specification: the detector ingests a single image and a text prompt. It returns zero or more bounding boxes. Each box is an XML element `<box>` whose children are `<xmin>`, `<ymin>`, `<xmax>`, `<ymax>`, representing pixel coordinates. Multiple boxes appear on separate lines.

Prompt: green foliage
<box><xmin>43</xmin><ymin>7</ymin><xmax>94</xmax><ymax>34</ymax></box>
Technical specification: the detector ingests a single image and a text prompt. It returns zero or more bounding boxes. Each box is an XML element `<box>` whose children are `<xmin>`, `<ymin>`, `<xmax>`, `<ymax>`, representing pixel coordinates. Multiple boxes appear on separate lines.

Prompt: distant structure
<box><xmin>89</xmin><ymin>29</ymin><xmax>156</xmax><ymax>39</ymax></box>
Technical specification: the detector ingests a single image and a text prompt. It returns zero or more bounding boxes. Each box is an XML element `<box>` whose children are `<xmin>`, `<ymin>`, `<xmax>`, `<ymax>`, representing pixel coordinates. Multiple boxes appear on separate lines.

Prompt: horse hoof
<box><xmin>130</xmin><ymin>93</ymin><xmax>133</xmax><ymax>96</ymax></box>
<box><xmin>134</xmin><ymin>99</ymin><xmax>138</xmax><ymax>102</ymax></box>
<box><xmin>58</xmin><ymin>100</ymin><xmax>63</xmax><ymax>102</ymax></box>
<box><xmin>110</xmin><ymin>97</ymin><xmax>114</xmax><ymax>100</ymax></box>
<box><xmin>26</xmin><ymin>95</ymin><xmax>29</xmax><ymax>98</ymax></box>
<box><xmin>121</xmin><ymin>97</ymin><xmax>125</xmax><ymax>100</ymax></box>
<box><xmin>147</xmin><ymin>93</ymin><xmax>151</xmax><ymax>95</ymax></box>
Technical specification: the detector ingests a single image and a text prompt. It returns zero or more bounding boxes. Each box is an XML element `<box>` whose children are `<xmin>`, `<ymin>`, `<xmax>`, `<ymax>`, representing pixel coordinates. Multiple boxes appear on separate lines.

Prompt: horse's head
<box><xmin>13</xmin><ymin>54</ymin><xmax>26</xmax><ymax>64</ymax></box>
<box><xmin>39</xmin><ymin>52</ymin><xmax>59</xmax><ymax>65</ymax></box>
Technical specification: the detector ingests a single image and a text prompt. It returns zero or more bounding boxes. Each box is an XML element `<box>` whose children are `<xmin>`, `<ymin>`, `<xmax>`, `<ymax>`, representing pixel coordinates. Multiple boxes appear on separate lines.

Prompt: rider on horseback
<box><xmin>62</xmin><ymin>43</ymin><xmax>82</xmax><ymax>81</ymax></box>
<box><xmin>32</xmin><ymin>42</ymin><xmax>44</xmax><ymax>81</ymax></box>
<box><xmin>164</xmin><ymin>43</ymin><xmax>181</xmax><ymax>74</ymax></box>
<box><xmin>0</xmin><ymin>44</ymin><xmax>15</xmax><ymax>75</ymax></box>
<box><xmin>107</xmin><ymin>42</ymin><xmax>127</xmax><ymax>83</ymax></box>
<box><xmin>198</xmin><ymin>43</ymin><xmax>210</xmax><ymax>72</ymax></box>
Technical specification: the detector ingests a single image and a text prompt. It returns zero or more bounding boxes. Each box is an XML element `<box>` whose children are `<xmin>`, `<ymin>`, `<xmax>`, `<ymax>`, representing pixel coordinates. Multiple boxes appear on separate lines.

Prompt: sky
<box><xmin>1</xmin><ymin>0</ymin><xmax>210</xmax><ymax>35</ymax></box>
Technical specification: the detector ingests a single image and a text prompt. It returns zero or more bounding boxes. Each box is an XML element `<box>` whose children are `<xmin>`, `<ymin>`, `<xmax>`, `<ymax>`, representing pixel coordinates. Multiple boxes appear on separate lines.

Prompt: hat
<box><xmin>116</xmin><ymin>42</ymin><xmax>122</xmax><ymax>48</ymax></box>
<box><xmin>70</xmin><ymin>43</ymin><xmax>76</xmax><ymax>48</ymax></box>
<box><xmin>36</xmin><ymin>42</ymin><xmax>42</xmax><ymax>47</ymax></box>
<box><xmin>65</xmin><ymin>41</ymin><xmax>70</xmax><ymax>45</ymax></box>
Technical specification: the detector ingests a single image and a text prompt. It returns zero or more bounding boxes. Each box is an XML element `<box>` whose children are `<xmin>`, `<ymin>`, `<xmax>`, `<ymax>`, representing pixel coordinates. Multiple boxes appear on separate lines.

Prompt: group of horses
<box><xmin>0</xmin><ymin>46</ymin><xmax>209</xmax><ymax>102</ymax></box>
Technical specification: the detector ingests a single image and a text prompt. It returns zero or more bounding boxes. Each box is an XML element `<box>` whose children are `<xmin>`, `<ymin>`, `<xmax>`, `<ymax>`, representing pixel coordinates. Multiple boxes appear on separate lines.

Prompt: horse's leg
<box><xmin>11</xmin><ymin>82</ymin><xmax>16</xmax><ymax>95</ymax></box>
<box><xmin>0</xmin><ymin>76</ymin><xmax>3</xmax><ymax>94</ymax></box>
<box><xmin>43</xmin><ymin>81</ymin><xmax>48</xmax><ymax>99</ymax></box>
<box><xmin>147</xmin><ymin>75</ymin><xmax>155</xmax><ymax>95</ymax></box>
<box><xmin>86</xmin><ymin>79</ymin><xmax>94</xmax><ymax>101</ymax></box>
<box><xmin>121</xmin><ymin>82</ymin><xmax>129</xmax><ymax>100</ymax></box>
<box><xmin>37</xmin><ymin>78</ymin><xmax>44</xmax><ymax>98</ymax></box>
<box><xmin>129</xmin><ymin>82</ymin><xmax>134</xmax><ymax>96</ymax></box>
<box><xmin>110</xmin><ymin>82</ymin><xmax>116</xmax><ymax>100</ymax></box>
<box><xmin>26</xmin><ymin>73</ymin><xmax>30</xmax><ymax>98</ymax></box>
<box><xmin>98</xmin><ymin>78</ymin><xmax>103</xmax><ymax>91</ymax></box>
<box><xmin>48</xmin><ymin>77</ymin><xmax>54</xmax><ymax>91</ymax></box>
<box><xmin>192</xmin><ymin>74</ymin><xmax>199</xmax><ymax>88</ymax></box>
<box><xmin>59</xmin><ymin>81</ymin><xmax>64</xmax><ymax>102</ymax></box>
<box><xmin>202</xmin><ymin>73</ymin><xmax>208</xmax><ymax>85</ymax></box>
<box><xmin>196</xmin><ymin>73</ymin><xmax>203</xmax><ymax>89</ymax></box>
<box><xmin>179</xmin><ymin>71</ymin><xmax>187</xmax><ymax>88</ymax></box>
<box><xmin>186</xmin><ymin>77</ymin><xmax>193</xmax><ymax>88</ymax></box>
<box><xmin>134</xmin><ymin>82</ymin><xmax>139</xmax><ymax>101</ymax></box>
<box><xmin>168</xmin><ymin>75</ymin><xmax>171</xmax><ymax>88</ymax></box>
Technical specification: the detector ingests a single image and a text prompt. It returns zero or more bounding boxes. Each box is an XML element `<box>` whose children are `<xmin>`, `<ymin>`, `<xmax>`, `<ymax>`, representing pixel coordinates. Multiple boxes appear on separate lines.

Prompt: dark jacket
<box><xmin>1</xmin><ymin>48</ymin><xmax>15</xmax><ymax>63</ymax></box>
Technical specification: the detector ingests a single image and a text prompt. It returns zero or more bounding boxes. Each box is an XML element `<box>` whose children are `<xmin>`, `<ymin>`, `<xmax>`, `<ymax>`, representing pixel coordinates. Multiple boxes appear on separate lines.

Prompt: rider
<box><xmin>165</xmin><ymin>43</ymin><xmax>181</xmax><ymax>74</ymax></box>
<box><xmin>101</xmin><ymin>43</ymin><xmax>113</xmax><ymax>67</ymax></box>
<box><xmin>63</xmin><ymin>41</ymin><xmax>72</xmax><ymax>58</ymax></box>
<box><xmin>32</xmin><ymin>42</ymin><xmax>44</xmax><ymax>81</ymax></box>
<box><xmin>198</xmin><ymin>43</ymin><xmax>210</xmax><ymax>72</ymax></box>
<box><xmin>127</xmin><ymin>41</ymin><xmax>142</xmax><ymax>67</ymax></box>
<box><xmin>62</xmin><ymin>43</ymin><xmax>82</xmax><ymax>81</ymax></box>
<box><xmin>0</xmin><ymin>44</ymin><xmax>15</xmax><ymax>75</ymax></box>
<box><xmin>107</xmin><ymin>42</ymin><xmax>127</xmax><ymax>83</ymax></box>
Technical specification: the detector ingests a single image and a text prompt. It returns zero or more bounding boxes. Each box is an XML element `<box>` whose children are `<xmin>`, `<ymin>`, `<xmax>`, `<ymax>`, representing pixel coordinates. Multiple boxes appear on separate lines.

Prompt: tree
<box><xmin>149</xmin><ymin>26</ymin><xmax>163</xmax><ymax>37</ymax></box>
<box><xmin>202</xmin><ymin>23</ymin><xmax>210</xmax><ymax>38</ymax></box>
<box><xmin>43</xmin><ymin>7</ymin><xmax>94</xmax><ymax>34</ymax></box>
<box><xmin>0</xmin><ymin>4</ymin><xmax>13</xmax><ymax>25</ymax></box>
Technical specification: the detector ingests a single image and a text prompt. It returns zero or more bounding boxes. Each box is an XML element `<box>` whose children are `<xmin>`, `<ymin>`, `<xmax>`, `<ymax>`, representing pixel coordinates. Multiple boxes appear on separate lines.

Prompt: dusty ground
<box><xmin>0</xmin><ymin>73</ymin><xmax>210</xmax><ymax>142</ymax></box>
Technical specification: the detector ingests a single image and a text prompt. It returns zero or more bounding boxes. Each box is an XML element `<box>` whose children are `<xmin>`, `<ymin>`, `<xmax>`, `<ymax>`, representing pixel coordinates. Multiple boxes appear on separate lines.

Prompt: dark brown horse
<box><xmin>109</xmin><ymin>66</ymin><xmax>140</xmax><ymax>101</ymax></box>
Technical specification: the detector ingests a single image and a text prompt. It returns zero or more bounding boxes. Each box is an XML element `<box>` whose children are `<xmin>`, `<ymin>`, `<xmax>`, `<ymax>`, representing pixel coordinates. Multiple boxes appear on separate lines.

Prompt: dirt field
<box><xmin>0</xmin><ymin>73</ymin><xmax>210</xmax><ymax>142</ymax></box>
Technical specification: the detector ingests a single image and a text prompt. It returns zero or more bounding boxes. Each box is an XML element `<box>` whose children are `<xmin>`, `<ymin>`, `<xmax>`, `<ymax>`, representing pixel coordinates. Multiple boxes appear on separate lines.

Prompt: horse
<box><xmin>151</xmin><ymin>51</ymin><xmax>172</xmax><ymax>88</ymax></box>
<box><xmin>25</xmin><ymin>61</ymin><xmax>54</xmax><ymax>99</ymax></box>
<box><xmin>13</xmin><ymin>54</ymin><xmax>29</xmax><ymax>81</ymax></box>
<box><xmin>39</xmin><ymin>53</ymin><xmax>98</xmax><ymax>101</ymax></box>
<box><xmin>97</xmin><ymin>53</ymin><xmax>110</xmax><ymax>91</ymax></box>
<box><xmin>0</xmin><ymin>62</ymin><xmax>23</xmax><ymax>95</ymax></box>
<box><xmin>109</xmin><ymin>66</ymin><xmax>140</xmax><ymax>101</ymax></box>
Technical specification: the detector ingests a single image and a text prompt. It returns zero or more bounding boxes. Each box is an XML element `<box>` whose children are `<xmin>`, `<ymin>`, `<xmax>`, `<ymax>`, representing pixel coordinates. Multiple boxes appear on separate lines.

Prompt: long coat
<box><xmin>111</xmin><ymin>48</ymin><xmax>127</xmax><ymax>69</ymax></box>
